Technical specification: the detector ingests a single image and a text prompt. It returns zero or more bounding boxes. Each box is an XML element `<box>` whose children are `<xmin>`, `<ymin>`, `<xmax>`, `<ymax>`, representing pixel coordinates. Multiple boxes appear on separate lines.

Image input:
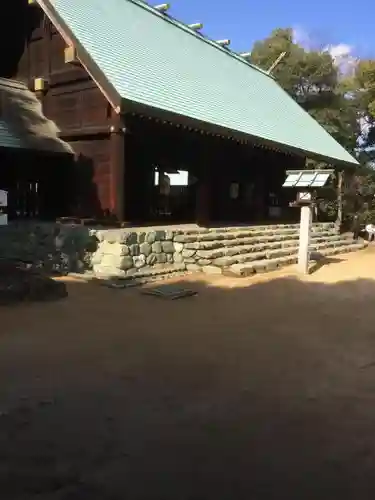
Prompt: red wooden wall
<box><xmin>8</xmin><ymin>3</ymin><xmax>116</xmax><ymax>217</ymax></box>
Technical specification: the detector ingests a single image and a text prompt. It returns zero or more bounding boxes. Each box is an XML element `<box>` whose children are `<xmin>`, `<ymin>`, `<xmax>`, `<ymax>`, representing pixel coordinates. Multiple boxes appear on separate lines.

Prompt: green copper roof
<box><xmin>41</xmin><ymin>0</ymin><xmax>358</xmax><ymax>166</ymax></box>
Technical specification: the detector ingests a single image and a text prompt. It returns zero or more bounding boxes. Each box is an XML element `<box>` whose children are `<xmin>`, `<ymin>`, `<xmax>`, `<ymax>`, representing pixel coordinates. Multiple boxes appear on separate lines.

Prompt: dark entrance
<box><xmin>125</xmin><ymin>116</ymin><xmax>298</xmax><ymax>225</ymax></box>
<box><xmin>0</xmin><ymin>147</ymin><xmax>74</xmax><ymax>221</ymax></box>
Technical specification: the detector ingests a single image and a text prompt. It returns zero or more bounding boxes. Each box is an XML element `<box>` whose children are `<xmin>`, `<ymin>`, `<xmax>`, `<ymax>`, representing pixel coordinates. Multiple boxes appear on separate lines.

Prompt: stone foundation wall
<box><xmin>0</xmin><ymin>222</ymin><xmax>338</xmax><ymax>278</ymax></box>
<box><xmin>0</xmin><ymin>223</ymin><xmax>191</xmax><ymax>277</ymax></box>
<box><xmin>0</xmin><ymin>222</ymin><xmax>96</xmax><ymax>274</ymax></box>
<box><xmin>91</xmin><ymin>228</ymin><xmax>184</xmax><ymax>277</ymax></box>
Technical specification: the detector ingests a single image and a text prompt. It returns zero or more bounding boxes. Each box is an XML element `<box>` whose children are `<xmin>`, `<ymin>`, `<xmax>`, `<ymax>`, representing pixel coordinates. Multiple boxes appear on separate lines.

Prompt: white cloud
<box><xmin>324</xmin><ymin>43</ymin><xmax>358</xmax><ymax>76</ymax></box>
<box><xmin>292</xmin><ymin>27</ymin><xmax>358</xmax><ymax>76</ymax></box>
<box><xmin>292</xmin><ymin>26</ymin><xmax>313</xmax><ymax>49</ymax></box>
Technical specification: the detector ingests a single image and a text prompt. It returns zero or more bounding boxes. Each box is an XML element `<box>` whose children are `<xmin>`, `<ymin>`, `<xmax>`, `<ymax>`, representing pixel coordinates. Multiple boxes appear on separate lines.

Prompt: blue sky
<box><xmin>167</xmin><ymin>0</ymin><xmax>374</xmax><ymax>59</ymax></box>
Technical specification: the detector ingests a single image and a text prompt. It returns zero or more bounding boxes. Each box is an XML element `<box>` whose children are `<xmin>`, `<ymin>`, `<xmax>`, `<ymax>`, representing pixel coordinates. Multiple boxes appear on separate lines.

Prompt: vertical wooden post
<box><xmin>196</xmin><ymin>160</ymin><xmax>211</xmax><ymax>227</ymax></box>
<box><xmin>110</xmin><ymin>111</ymin><xmax>125</xmax><ymax>221</ymax></box>
<box><xmin>336</xmin><ymin>170</ymin><xmax>344</xmax><ymax>231</ymax></box>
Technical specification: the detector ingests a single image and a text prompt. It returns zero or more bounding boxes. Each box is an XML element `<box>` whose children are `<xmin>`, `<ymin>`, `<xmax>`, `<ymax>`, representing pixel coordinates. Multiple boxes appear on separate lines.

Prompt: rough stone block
<box><xmin>138</xmin><ymin>232</ymin><xmax>146</xmax><ymax>244</ymax></box>
<box><xmin>118</xmin><ymin>256</ymin><xmax>135</xmax><ymax>270</ymax></box>
<box><xmin>100</xmin><ymin>230</ymin><xmax>120</xmax><ymax>244</ymax></box>
<box><xmin>155</xmin><ymin>230</ymin><xmax>166</xmax><ymax>241</ymax></box>
<box><xmin>229</xmin><ymin>263</ymin><xmax>254</xmax><ymax>276</ymax></box>
<box><xmin>166</xmin><ymin>254</ymin><xmax>174</xmax><ymax>263</ymax></box>
<box><xmin>184</xmin><ymin>258</ymin><xmax>197</xmax><ymax>264</ymax></box>
<box><xmin>98</xmin><ymin>241</ymin><xmax>129</xmax><ymax>257</ymax></box>
<box><xmin>146</xmin><ymin>253</ymin><xmax>157</xmax><ymax>265</ymax></box>
<box><xmin>252</xmin><ymin>261</ymin><xmax>268</xmax><ymax>273</ymax></box>
<box><xmin>237</xmin><ymin>252</ymin><xmax>266</xmax><ymax>264</ymax></box>
<box><xmin>99</xmin><ymin>254</ymin><xmax>133</xmax><ymax>270</ymax></box>
<box><xmin>184</xmin><ymin>242</ymin><xmax>200</xmax><ymax>250</ymax></box>
<box><xmin>90</xmin><ymin>252</ymin><xmax>103</xmax><ymax>265</ymax></box>
<box><xmin>212</xmin><ymin>256</ymin><xmax>235</xmax><ymax>267</ymax></box>
<box><xmin>125</xmin><ymin>267</ymin><xmax>139</xmax><ymax>277</ymax></box>
<box><xmin>156</xmin><ymin>253</ymin><xmax>167</xmax><ymax>264</ymax></box>
<box><xmin>200</xmin><ymin>233</ymin><xmax>225</xmax><ymax>242</ymax></box>
<box><xmin>196</xmin><ymin>249</ymin><xmax>224</xmax><ymax>260</ymax></box>
<box><xmin>182</xmin><ymin>248</ymin><xmax>196</xmax><ymax>258</ymax></box>
<box><xmin>152</xmin><ymin>241</ymin><xmax>162</xmax><ymax>254</ymax></box>
<box><xmin>173</xmin><ymin>242</ymin><xmax>184</xmax><ymax>253</ymax></box>
<box><xmin>139</xmin><ymin>242</ymin><xmax>152</xmax><ymax>256</ymax></box>
<box><xmin>173</xmin><ymin>252</ymin><xmax>184</xmax><ymax>263</ymax></box>
<box><xmin>133</xmin><ymin>254</ymin><xmax>146</xmax><ymax>268</ymax></box>
<box><xmin>129</xmin><ymin>244</ymin><xmax>140</xmax><ymax>256</ymax></box>
<box><xmin>124</xmin><ymin>232</ymin><xmax>138</xmax><ymax>245</ymax></box>
<box><xmin>174</xmin><ymin>235</ymin><xmax>196</xmax><ymax>243</ymax></box>
<box><xmin>93</xmin><ymin>265</ymin><xmax>126</xmax><ymax>278</ymax></box>
<box><xmin>146</xmin><ymin>232</ymin><xmax>156</xmax><ymax>244</ymax></box>
<box><xmin>162</xmin><ymin>241</ymin><xmax>175</xmax><ymax>253</ymax></box>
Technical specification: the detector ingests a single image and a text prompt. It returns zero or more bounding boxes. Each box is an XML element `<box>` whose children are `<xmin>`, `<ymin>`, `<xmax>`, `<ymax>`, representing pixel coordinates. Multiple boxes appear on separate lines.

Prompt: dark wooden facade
<box><xmin>2</xmin><ymin>0</ymin><xmax>118</xmax><ymax>219</ymax></box>
<box><xmin>1</xmin><ymin>0</ymin><xmax>304</xmax><ymax>224</ymax></box>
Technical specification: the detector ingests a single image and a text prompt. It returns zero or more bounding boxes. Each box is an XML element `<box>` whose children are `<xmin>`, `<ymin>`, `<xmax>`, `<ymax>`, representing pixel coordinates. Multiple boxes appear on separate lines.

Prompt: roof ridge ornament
<box><xmin>188</xmin><ymin>23</ymin><xmax>203</xmax><ymax>31</ymax></box>
<box><xmin>154</xmin><ymin>3</ymin><xmax>170</xmax><ymax>12</ymax></box>
<box><xmin>216</xmin><ymin>39</ymin><xmax>230</xmax><ymax>47</ymax></box>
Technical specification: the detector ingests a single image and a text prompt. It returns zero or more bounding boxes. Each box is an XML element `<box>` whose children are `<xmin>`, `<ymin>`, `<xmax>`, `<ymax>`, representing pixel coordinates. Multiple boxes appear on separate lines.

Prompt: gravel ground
<box><xmin>1</xmin><ymin>247</ymin><xmax>375</xmax><ymax>499</ymax></box>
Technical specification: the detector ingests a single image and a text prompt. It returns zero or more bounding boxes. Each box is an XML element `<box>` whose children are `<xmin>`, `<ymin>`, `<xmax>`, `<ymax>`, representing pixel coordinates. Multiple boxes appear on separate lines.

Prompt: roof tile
<box><xmin>43</xmin><ymin>0</ymin><xmax>357</xmax><ymax>165</ymax></box>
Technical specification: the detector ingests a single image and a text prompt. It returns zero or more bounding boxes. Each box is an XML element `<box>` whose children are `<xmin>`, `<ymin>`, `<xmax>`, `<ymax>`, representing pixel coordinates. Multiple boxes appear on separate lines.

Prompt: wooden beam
<box><xmin>109</xmin><ymin>113</ymin><xmax>126</xmax><ymax>221</ymax></box>
<box><xmin>36</xmin><ymin>0</ymin><xmax>122</xmax><ymax>111</ymax></box>
<box><xmin>58</xmin><ymin>126</ymin><xmax>111</xmax><ymax>140</ymax></box>
<box><xmin>195</xmin><ymin>148</ymin><xmax>212</xmax><ymax>226</ymax></box>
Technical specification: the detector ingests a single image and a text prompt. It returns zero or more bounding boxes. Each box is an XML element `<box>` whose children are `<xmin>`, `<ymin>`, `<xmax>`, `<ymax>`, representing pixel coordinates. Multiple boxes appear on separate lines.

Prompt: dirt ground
<box><xmin>3</xmin><ymin>248</ymin><xmax>375</xmax><ymax>499</ymax></box>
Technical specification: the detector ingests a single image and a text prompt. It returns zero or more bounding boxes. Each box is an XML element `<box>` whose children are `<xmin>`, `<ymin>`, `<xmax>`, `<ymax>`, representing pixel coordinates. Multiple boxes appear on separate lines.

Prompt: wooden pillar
<box><xmin>109</xmin><ymin>111</ymin><xmax>126</xmax><ymax>221</ymax></box>
<box><xmin>196</xmin><ymin>159</ymin><xmax>212</xmax><ymax>227</ymax></box>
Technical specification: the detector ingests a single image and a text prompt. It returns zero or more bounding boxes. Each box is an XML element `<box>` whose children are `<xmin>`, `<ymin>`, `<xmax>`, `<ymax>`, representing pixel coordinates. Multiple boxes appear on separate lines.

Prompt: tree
<box><xmin>250</xmin><ymin>28</ymin><xmax>372</xmax><ymax>226</ymax></box>
<box><xmin>250</xmin><ymin>28</ymin><xmax>338</xmax><ymax>106</ymax></box>
<box><xmin>354</xmin><ymin>60</ymin><xmax>375</xmax><ymax>153</ymax></box>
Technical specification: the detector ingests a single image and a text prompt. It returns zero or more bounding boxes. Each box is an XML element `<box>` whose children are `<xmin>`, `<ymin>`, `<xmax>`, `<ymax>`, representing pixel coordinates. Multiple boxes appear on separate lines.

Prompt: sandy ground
<box><xmin>2</xmin><ymin>248</ymin><xmax>375</xmax><ymax>499</ymax></box>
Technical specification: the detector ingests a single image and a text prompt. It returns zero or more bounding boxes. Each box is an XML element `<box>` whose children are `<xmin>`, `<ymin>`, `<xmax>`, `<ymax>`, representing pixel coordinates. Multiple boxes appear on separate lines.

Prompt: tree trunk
<box><xmin>335</xmin><ymin>170</ymin><xmax>344</xmax><ymax>231</ymax></box>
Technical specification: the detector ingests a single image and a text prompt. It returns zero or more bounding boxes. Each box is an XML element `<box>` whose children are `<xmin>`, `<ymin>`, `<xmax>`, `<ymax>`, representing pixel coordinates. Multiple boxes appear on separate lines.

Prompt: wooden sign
<box><xmin>297</xmin><ymin>191</ymin><xmax>312</xmax><ymax>202</ymax></box>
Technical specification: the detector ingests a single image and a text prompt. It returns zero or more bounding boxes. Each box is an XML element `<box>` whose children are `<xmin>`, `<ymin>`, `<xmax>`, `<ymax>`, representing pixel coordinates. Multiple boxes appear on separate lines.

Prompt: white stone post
<box><xmin>298</xmin><ymin>204</ymin><xmax>312</xmax><ymax>275</ymax></box>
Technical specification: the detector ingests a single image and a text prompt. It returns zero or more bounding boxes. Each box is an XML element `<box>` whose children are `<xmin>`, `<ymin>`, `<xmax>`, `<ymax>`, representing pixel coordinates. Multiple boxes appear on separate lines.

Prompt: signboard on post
<box><xmin>0</xmin><ymin>189</ymin><xmax>8</xmax><ymax>226</ymax></box>
<box><xmin>282</xmin><ymin>169</ymin><xmax>334</xmax><ymax>275</ymax></box>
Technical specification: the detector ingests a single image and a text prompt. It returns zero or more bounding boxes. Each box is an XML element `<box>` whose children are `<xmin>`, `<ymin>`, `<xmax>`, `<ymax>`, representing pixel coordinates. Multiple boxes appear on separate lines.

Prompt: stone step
<box><xmin>182</xmin><ymin>231</ymin><xmax>344</xmax><ymax>252</ymax></box>
<box><xmin>190</xmin><ymin>234</ymin><xmax>351</xmax><ymax>263</ymax></box>
<box><xmin>226</xmin><ymin>242</ymin><xmax>366</xmax><ymax>277</ymax></box>
<box><xmin>174</xmin><ymin>222</ymin><xmax>335</xmax><ymax>236</ymax></box>
<box><xmin>174</xmin><ymin>224</ymin><xmax>337</xmax><ymax>244</ymax></box>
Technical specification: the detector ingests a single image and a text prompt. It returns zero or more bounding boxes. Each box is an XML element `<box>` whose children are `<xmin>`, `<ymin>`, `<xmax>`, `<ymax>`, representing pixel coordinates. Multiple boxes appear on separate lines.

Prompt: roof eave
<box><xmin>122</xmin><ymin>99</ymin><xmax>359</xmax><ymax>168</ymax></box>
<box><xmin>35</xmin><ymin>0</ymin><xmax>123</xmax><ymax>112</ymax></box>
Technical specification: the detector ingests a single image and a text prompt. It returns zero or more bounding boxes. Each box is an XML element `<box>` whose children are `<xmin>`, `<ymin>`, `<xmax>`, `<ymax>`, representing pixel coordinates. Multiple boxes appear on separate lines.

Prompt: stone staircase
<box><xmin>172</xmin><ymin>222</ymin><xmax>366</xmax><ymax>277</ymax></box>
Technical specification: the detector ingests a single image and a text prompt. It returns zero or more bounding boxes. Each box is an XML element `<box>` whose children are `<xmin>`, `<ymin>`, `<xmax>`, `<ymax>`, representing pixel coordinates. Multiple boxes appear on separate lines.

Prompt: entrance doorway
<box><xmin>152</xmin><ymin>167</ymin><xmax>197</xmax><ymax>222</ymax></box>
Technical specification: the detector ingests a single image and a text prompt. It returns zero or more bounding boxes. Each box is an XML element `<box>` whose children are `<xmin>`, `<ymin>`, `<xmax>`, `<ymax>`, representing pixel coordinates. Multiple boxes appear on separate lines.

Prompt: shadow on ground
<box><xmin>2</xmin><ymin>270</ymin><xmax>375</xmax><ymax>499</ymax></box>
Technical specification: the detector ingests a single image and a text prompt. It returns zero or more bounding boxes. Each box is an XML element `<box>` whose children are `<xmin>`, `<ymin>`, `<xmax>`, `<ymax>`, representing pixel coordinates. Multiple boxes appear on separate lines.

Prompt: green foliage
<box><xmin>356</xmin><ymin>60</ymin><xmax>375</xmax><ymax>117</ymax></box>
<box><xmin>250</xmin><ymin>28</ymin><xmax>375</xmax><ymax>223</ymax></box>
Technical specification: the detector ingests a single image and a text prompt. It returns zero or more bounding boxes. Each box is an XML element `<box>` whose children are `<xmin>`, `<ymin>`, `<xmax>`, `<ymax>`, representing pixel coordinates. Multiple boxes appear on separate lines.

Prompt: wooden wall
<box><xmin>1</xmin><ymin>1</ymin><xmax>117</xmax><ymax>218</ymax></box>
